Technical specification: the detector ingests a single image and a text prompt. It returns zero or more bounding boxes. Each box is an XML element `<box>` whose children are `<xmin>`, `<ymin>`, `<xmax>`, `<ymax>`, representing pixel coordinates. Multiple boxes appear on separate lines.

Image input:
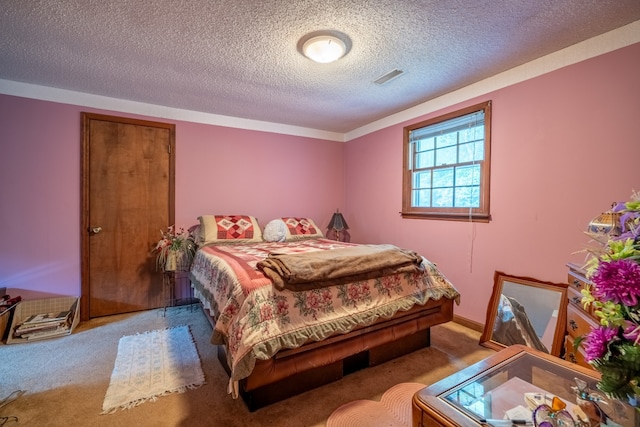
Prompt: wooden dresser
<box><xmin>564</xmin><ymin>263</ymin><xmax>599</xmax><ymax>368</ymax></box>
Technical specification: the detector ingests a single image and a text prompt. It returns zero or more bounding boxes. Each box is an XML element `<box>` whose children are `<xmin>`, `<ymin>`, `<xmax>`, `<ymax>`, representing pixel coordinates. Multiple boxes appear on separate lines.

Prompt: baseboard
<box><xmin>452</xmin><ymin>314</ymin><xmax>483</xmax><ymax>332</ymax></box>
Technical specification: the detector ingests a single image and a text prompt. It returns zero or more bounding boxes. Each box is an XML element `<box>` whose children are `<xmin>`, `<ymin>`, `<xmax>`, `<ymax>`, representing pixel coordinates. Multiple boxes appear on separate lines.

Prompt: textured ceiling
<box><xmin>1</xmin><ymin>1</ymin><xmax>639</xmax><ymax>133</ymax></box>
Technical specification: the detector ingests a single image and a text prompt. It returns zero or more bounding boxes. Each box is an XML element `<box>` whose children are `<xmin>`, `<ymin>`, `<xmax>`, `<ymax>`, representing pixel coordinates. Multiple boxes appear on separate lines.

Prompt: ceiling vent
<box><xmin>373</xmin><ymin>69</ymin><xmax>405</xmax><ymax>85</ymax></box>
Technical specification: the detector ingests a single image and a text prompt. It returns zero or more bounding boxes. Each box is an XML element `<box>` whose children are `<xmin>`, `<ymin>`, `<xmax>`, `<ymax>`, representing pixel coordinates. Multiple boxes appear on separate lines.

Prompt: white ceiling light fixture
<box><xmin>303</xmin><ymin>35</ymin><xmax>345</xmax><ymax>63</ymax></box>
<box><xmin>299</xmin><ymin>30</ymin><xmax>351</xmax><ymax>64</ymax></box>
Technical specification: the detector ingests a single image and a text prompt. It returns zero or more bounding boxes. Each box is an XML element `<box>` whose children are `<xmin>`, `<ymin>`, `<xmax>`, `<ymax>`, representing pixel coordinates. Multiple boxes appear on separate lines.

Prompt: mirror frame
<box><xmin>480</xmin><ymin>271</ymin><xmax>568</xmax><ymax>356</ymax></box>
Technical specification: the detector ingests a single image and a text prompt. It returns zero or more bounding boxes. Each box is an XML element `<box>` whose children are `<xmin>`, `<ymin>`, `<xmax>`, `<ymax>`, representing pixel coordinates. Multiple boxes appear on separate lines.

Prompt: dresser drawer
<box><xmin>567</xmin><ymin>287</ymin><xmax>595</xmax><ymax>316</ymax></box>
<box><xmin>563</xmin><ymin>334</ymin><xmax>592</xmax><ymax>369</ymax></box>
<box><xmin>567</xmin><ymin>287</ymin><xmax>584</xmax><ymax>307</ymax></box>
<box><xmin>566</xmin><ymin>302</ymin><xmax>599</xmax><ymax>339</ymax></box>
<box><xmin>567</xmin><ymin>270</ymin><xmax>591</xmax><ymax>293</ymax></box>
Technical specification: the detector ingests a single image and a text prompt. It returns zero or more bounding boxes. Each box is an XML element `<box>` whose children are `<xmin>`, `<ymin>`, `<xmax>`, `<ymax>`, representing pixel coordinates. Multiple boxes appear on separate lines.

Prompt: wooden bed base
<box><xmin>213</xmin><ymin>297</ymin><xmax>455</xmax><ymax>411</ymax></box>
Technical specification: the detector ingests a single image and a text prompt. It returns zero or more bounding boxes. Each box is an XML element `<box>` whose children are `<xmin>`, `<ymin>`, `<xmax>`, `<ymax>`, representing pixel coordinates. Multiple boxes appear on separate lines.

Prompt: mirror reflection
<box><xmin>480</xmin><ymin>271</ymin><xmax>568</xmax><ymax>356</ymax></box>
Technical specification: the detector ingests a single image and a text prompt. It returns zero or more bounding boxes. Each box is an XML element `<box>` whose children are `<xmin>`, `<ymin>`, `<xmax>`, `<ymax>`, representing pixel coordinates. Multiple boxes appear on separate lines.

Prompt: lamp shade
<box><xmin>326</xmin><ymin>210</ymin><xmax>350</xmax><ymax>242</ymax></box>
<box><xmin>327</xmin><ymin>211</ymin><xmax>349</xmax><ymax>231</ymax></box>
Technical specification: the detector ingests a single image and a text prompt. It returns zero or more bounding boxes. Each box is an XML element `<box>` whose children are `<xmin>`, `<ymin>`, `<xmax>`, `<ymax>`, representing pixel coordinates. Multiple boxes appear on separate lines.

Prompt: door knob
<box><xmin>89</xmin><ymin>226</ymin><xmax>103</xmax><ymax>235</ymax></box>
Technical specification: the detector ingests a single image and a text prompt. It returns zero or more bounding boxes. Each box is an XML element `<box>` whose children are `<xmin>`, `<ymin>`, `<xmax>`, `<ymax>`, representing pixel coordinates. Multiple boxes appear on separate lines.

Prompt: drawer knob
<box><xmin>573</xmin><ymin>279</ymin><xmax>581</xmax><ymax>287</ymax></box>
<box><xmin>572</xmin><ymin>296</ymin><xmax>581</xmax><ymax>304</ymax></box>
<box><xmin>568</xmin><ymin>353</ymin><xmax>577</xmax><ymax>363</ymax></box>
<box><xmin>570</xmin><ymin>320</ymin><xmax>578</xmax><ymax>331</ymax></box>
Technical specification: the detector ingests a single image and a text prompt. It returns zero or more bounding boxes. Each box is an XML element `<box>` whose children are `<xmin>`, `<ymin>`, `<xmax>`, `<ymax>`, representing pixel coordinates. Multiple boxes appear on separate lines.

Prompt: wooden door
<box><xmin>81</xmin><ymin>113</ymin><xmax>175</xmax><ymax>319</ymax></box>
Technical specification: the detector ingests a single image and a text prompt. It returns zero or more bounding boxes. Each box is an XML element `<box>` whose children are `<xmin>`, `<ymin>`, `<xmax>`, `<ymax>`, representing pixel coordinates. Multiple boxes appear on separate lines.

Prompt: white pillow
<box><xmin>263</xmin><ymin>219</ymin><xmax>287</xmax><ymax>242</ymax></box>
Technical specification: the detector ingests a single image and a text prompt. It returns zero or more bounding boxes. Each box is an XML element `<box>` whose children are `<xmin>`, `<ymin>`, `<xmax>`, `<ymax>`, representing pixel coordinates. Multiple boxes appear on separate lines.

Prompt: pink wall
<box><xmin>176</xmin><ymin>123</ymin><xmax>345</xmax><ymax>227</ymax></box>
<box><xmin>1</xmin><ymin>42</ymin><xmax>638</xmax><ymax>325</ymax></box>
<box><xmin>0</xmin><ymin>98</ymin><xmax>344</xmax><ymax>296</ymax></box>
<box><xmin>1</xmin><ymin>99</ymin><xmax>81</xmax><ymax>298</ymax></box>
<box><xmin>345</xmin><ymin>42</ymin><xmax>640</xmax><ymax>324</ymax></box>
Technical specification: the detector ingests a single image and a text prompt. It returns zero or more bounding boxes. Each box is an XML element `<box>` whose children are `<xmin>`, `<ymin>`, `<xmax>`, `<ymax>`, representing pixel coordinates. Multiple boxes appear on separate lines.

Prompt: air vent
<box><xmin>373</xmin><ymin>69</ymin><xmax>404</xmax><ymax>85</ymax></box>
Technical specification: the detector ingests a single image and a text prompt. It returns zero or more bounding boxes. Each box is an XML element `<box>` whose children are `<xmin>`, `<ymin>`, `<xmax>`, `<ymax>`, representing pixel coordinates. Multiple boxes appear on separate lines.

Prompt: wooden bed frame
<box><xmin>206</xmin><ymin>297</ymin><xmax>455</xmax><ymax>411</ymax></box>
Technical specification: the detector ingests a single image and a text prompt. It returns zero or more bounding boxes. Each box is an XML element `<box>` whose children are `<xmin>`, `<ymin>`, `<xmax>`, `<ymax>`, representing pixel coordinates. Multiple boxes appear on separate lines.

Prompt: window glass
<box><xmin>402</xmin><ymin>101</ymin><xmax>491</xmax><ymax>222</ymax></box>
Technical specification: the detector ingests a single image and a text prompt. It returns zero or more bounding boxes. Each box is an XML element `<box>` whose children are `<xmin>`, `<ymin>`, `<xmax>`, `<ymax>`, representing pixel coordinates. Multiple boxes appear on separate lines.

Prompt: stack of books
<box><xmin>14</xmin><ymin>310</ymin><xmax>73</xmax><ymax>340</ymax></box>
<box><xmin>0</xmin><ymin>294</ymin><xmax>21</xmax><ymax>314</ymax></box>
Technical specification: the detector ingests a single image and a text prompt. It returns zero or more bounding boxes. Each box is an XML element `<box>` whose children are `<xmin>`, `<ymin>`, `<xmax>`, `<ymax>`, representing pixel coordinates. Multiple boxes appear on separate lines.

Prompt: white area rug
<box><xmin>102</xmin><ymin>325</ymin><xmax>205</xmax><ymax>414</ymax></box>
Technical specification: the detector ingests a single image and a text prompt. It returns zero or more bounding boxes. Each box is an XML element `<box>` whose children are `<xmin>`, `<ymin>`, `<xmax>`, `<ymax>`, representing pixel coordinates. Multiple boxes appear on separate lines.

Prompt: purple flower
<box><xmin>585</xmin><ymin>326</ymin><xmax>618</xmax><ymax>361</ymax></box>
<box><xmin>591</xmin><ymin>259</ymin><xmax>640</xmax><ymax>306</ymax></box>
<box><xmin>623</xmin><ymin>320</ymin><xmax>640</xmax><ymax>342</ymax></box>
<box><xmin>615</xmin><ymin>212</ymin><xmax>640</xmax><ymax>242</ymax></box>
<box><xmin>612</xmin><ymin>201</ymin><xmax>627</xmax><ymax>213</ymax></box>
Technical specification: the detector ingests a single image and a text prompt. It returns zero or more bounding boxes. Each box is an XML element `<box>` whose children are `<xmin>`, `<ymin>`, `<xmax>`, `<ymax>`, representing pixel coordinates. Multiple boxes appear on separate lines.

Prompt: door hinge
<box><xmin>168</xmin><ymin>144</ymin><xmax>171</xmax><ymax>154</ymax></box>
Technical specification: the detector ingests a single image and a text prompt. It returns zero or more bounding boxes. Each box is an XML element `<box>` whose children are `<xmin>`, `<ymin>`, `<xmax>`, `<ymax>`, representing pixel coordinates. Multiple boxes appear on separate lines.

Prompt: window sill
<box><xmin>400</xmin><ymin>212</ymin><xmax>491</xmax><ymax>222</ymax></box>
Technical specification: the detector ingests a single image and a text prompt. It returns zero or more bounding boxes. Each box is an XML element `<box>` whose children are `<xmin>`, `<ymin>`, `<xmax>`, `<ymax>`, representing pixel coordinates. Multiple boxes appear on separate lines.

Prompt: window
<box><xmin>402</xmin><ymin>101</ymin><xmax>491</xmax><ymax>222</ymax></box>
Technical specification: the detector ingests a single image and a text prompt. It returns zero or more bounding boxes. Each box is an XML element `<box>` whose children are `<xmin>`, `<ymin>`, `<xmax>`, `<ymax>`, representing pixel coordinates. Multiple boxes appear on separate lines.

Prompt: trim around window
<box><xmin>401</xmin><ymin>101</ymin><xmax>492</xmax><ymax>222</ymax></box>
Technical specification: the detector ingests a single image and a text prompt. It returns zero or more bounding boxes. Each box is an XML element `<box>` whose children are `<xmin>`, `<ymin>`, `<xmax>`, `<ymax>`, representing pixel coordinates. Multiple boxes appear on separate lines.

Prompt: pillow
<box><xmin>198</xmin><ymin>215</ymin><xmax>263</xmax><ymax>244</ymax></box>
<box><xmin>187</xmin><ymin>224</ymin><xmax>203</xmax><ymax>245</ymax></box>
<box><xmin>263</xmin><ymin>219</ymin><xmax>287</xmax><ymax>242</ymax></box>
<box><xmin>280</xmin><ymin>217</ymin><xmax>324</xmax><ymax>241</ymax></box>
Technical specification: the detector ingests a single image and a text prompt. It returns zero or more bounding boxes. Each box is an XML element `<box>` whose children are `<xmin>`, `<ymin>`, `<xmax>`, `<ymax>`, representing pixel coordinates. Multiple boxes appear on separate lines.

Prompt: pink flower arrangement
<box><xmin>153</xmin><ymin>225</ymin><xmax>196</xmax><ymax>271</ymax></box>
<box><xmin>580</xmin><ymin>190</ymin><xmax>640</xmax><ymax>401</ymax></box>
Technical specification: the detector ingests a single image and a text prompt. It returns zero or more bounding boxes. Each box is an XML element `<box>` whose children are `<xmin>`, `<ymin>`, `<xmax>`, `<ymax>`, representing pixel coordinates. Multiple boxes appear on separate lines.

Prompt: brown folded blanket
<box><xmin>256</xmin><ymin>244</ymin><xmax>424</xmax><ymax>291</ymax></box>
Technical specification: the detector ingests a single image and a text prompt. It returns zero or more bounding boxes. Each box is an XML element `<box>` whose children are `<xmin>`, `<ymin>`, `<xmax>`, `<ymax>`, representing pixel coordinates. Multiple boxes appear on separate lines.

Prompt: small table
<box><xmin>412</xmin><ymin>344</ymin><xmax>637</xmax><ymax>426</ymax></box>
<box><xmin>163</xmin><ymin>270</ymin><xmax>197</xmax><ymax>315</ymax></box>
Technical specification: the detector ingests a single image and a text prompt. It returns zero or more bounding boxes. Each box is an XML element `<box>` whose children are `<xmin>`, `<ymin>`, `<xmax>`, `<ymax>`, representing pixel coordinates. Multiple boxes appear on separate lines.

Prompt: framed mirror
<box><xmin>480</xmin><ymin>271</ymin><xmax>568</xmax><ymax>356</ymax></box>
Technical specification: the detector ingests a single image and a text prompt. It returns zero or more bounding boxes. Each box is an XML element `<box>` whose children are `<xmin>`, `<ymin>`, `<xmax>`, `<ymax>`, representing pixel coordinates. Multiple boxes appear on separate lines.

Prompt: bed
<box><xmin>188</xmin><ymin>215</ymin><xmax>460</xmax><ymax>410</ymax></box>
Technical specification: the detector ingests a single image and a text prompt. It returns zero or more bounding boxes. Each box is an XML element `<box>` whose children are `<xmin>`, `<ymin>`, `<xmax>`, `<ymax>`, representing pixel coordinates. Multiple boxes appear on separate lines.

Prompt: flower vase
<box><xmin>164</xmin><ymin>250</ymin><xmax>178</xmax><ymax>271</ymax></box>
<box><xmin>164</xmin><ymin>249</ymin><xmax>191</xmax><ymax>272</ymax></box>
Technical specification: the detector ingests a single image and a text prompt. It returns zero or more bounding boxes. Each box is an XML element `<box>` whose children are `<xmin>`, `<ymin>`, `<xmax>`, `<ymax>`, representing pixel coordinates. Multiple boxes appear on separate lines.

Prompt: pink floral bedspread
<box><xmin>189</xmin><ymin>238</ymin><xmax>460</xmax><ymax>396</ymax></box>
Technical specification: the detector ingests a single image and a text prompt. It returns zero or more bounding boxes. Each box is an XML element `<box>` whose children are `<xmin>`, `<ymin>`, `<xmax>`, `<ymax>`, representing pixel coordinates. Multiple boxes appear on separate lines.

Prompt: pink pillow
<box><xmin>281</xmin><ymin>217</ymin><xmax>324</xmax><ymax>241</ymax></box>
<box><xmin>198</xmin><ymin>215</ymin><xmax>263</xmax><ymax>244</ymax></box>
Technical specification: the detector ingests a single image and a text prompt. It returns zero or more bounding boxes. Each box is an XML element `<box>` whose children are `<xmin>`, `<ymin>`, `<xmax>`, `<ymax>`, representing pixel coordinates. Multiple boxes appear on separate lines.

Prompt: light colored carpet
<box><xmin>102</xmin><ymin>325</ymin><xmax>205</xmax><ymax>414</ymax></box>
<box><xmin>326</xmin><ymin>382</ymin><xmax>425</xmax><ymax>427</ymax></box>
<box><xmin>0</xmin><ymin>305</ymin><xmax>495</xmax><ymax>426</ymax></box>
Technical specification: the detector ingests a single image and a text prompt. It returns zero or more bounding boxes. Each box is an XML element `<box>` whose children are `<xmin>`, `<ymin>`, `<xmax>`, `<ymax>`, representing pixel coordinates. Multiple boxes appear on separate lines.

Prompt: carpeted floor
<box><xmin>0</xmin><ymin>305</ymin><xmax>495</xmax><ymax>426</ymax></box>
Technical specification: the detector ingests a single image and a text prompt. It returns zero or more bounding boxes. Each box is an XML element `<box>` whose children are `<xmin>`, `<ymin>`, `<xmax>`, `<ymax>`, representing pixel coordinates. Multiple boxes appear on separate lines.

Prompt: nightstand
<box><xmin>163</xmin><ymin>270</ymin><xmax>197</xmax><ymax>315</ymax></box>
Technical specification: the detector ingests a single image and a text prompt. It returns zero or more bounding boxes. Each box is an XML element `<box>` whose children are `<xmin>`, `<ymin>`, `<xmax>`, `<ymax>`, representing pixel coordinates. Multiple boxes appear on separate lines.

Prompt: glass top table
<box><xmin>412</xmin><ymin>345</ymin><xmax>637</xmax><ymax>427</ymax></box>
